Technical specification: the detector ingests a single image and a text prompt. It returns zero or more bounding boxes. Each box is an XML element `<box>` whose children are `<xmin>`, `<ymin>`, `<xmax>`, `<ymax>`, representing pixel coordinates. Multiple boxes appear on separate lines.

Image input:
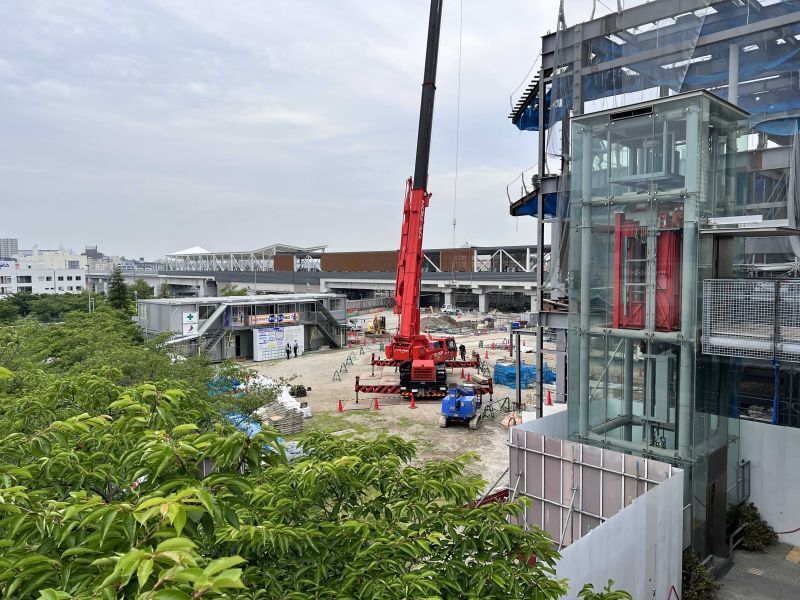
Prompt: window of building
<box><xmin>16</xmin><ymin>276</ymin><xmax>31</xmax><ymax>284</ymax></box>
<box><xmin>75</xmin><ymin>275</ymin><xmax>81</xmax><ymax>281</ymax></box>
<box><xmin>38</xmin><ymin>276</ymin><xmax>45</xmax><ymax>282</ymax></box>
<box><xmin>0</xmin><ymin>277</ymin><xmax>10</xmax><ymax>284</ymax></box>
<box><xmin>67</xmin><ymin>276</ymin><xmax>73</xmax><ymax>281</ymax></box>
<box><xmin>67</xmin><ymin>260</ymin><xmax>80</xmax><ymax>269</ymax></box>
<box><xmin>75</xmin><ymin>286</ymin><xmax>82</xmax><ymax>291</ymax></box>
<box><xmin>57</xmin><ymin>276</ymin><xmax>64</xmax><ymax>281</ymax></box>
<box><xmin>58</xmin><ymin>287</ymin><xmax>64</xmax><ymax>291</ymax></box>
<box><xmin>198</xmin><ymin>305</ymin><xmax>217</xmax><ymax>320</ymax></box>
<box><xmin>18</xmin><ymin>286</ymin><xmax>32</xmax><ymax>293</ymax></box>
<box><xmin>67</xmin><ymin>286</ymin><xmax>73</xmax><ymax>291</ymax></box>
<box><xmin>46</xmin><ymin>276</ymin><xmax>52</xmax><ymax>281</ymax></box>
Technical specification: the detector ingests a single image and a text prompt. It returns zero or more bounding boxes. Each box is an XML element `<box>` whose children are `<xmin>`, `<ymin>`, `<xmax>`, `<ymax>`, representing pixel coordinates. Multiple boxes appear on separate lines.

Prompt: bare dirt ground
<box><xmin>246</xmin><ymin>310</ymin><xmax>561</xmax><ymax>488</ymax></box>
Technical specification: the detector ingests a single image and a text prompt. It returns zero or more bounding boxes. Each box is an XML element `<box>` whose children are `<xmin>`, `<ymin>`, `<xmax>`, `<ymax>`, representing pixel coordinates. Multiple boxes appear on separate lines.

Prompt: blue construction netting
<box><xmin>493</xmin><ymin>361</ymin><xmax>555</xmax><ymax>389</ymax></box>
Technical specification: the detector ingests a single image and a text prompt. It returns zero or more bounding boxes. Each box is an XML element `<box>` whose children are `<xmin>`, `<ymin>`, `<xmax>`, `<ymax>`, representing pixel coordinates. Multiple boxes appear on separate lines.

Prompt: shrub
<box><xmin>682</xmin><ymin>550</ymin><xmax>720</xmax><ymax>600</ymax></box>
<box><xmin>730</xmin><ymin>502</ymin><xmax>778</xmax><ymax>551</ymax></box>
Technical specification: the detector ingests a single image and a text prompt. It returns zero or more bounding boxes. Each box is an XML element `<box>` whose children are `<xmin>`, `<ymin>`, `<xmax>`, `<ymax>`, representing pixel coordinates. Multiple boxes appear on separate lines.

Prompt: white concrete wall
<box><xmin>741</xmin><ymin>419</ymin><xmax>800</xmax><ymax>546</ymax></box>
<box><xmin>556</xmin><ymin>471</ymin><xmax>684</xmax><ymax>600</ymax></box>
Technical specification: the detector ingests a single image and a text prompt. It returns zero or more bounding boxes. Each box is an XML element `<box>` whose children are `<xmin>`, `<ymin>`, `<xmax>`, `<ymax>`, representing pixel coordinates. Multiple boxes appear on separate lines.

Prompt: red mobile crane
<box><xmin>354</xmin><ymin>0</ymin><xmax>489</xmax><ymax>401</ymax></box>
<box><xmin>386</xmin><ymin>0</ymin><xmax>455</xmax><ymax>393</ymax></box>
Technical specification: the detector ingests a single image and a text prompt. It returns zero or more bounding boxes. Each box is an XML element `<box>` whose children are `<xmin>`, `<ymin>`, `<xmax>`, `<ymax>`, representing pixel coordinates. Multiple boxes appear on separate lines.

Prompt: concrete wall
<box><xmin>741</xmin><ymin>419</ymin><xmax>800</xmax><ymax>546</ymax></box>
<box><xmin>556</xmin><ymin>471</ymin><xmax>684</xmax><ymax>600</ymax></box>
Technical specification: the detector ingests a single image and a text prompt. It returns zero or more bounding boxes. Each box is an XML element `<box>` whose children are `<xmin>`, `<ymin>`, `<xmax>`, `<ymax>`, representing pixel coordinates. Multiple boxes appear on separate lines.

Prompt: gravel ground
<box><xmin>247</xmin><ymin>310</ymin><xmax>559</xmax><ymax>488</ymax></box>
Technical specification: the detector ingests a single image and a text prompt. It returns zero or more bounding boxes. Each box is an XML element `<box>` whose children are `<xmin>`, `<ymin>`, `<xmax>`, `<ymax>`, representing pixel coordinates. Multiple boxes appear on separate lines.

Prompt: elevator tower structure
<box><xmin>568</xmin><ymin>91</ymin><xmax>747</xmax><ymax>554</ymax></box>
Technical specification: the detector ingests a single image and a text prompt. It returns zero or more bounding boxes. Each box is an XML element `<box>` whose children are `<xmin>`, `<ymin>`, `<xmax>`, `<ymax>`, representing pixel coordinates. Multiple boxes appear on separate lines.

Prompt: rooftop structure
<box><xmin>163</xmin><ymin>244</ymin><xmax>327</xmax><ymax>272</ymax></box>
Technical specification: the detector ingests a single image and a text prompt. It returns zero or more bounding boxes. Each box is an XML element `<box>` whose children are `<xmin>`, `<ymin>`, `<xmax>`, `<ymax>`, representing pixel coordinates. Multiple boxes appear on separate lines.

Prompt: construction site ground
<box><xmin>247</xmin><ymin>310</ymin><xmax>563</xmax><ymax>488</ymax></box>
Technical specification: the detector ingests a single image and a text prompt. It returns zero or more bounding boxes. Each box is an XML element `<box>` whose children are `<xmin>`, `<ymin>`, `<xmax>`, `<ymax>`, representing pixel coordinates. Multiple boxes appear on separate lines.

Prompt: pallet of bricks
<box><xmin>256</xmin><ymin>403</ymin><xmax>304</xmax><ymax>435</ymax></box>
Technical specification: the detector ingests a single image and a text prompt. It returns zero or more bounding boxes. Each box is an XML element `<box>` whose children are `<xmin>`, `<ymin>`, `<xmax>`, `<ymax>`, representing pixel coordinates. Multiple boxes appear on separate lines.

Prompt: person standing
<box><xmin>285</xmin><ymin>343</ymin><xmax>291</xmax><ymax>360</ymax></box>
<box><xmin>459</xmin><ymin>343</ymin><xmax>466</xmax><ymax>361</ymax></box>
<box><xmin>293</xmin><ymin>341</ymin><xmax>298</xmax><ymax>358</ymax></box>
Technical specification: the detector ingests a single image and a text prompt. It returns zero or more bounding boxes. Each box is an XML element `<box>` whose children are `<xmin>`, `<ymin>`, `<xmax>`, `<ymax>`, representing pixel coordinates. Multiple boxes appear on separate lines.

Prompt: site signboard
<box><xmin>253</xmin><ymin>324</ymin><xmax>304</xmax><ymax>361</ymax></box>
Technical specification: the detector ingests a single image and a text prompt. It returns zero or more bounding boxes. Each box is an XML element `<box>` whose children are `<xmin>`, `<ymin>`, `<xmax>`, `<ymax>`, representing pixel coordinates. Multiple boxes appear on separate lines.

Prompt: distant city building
<box><xmin>14</xmin><ymin>246</ymin><xmax>88</xmax><ymax>271</ymax></box>
<box><xmin>0</xmin><ymin>259</ymin><xmax>85</xmax><ymax>297</ymax></box>
<box><xmin>0</xmin><ymin>238</ymin><xmax>18</xmax><ymax>258</ymax></box>
<box><xmin>83</xmin><ymin>246</ymin><xmax>164</xmax><ymax>274</ymax></box>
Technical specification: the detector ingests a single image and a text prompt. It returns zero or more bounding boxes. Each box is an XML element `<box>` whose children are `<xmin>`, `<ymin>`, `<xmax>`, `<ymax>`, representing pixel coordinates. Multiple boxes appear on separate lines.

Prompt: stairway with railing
<box><xmin>312</xmin><ymin>301</ymin><xmax>344</xmax><ymax>348</ymax></box>
<box><xmin>200</xmin><ymin>324</ymin><xmax>229</xmax><ymax>353</ymax></box>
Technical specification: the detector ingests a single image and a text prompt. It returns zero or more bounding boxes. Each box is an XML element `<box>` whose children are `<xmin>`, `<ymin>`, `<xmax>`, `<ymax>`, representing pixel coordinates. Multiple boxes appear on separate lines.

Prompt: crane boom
<box><xmin>387</xmin><ymin>0</ymin><xmax>456</xmax><ymax>383</ymax></box>
<box><xmin>393</xmin><ymin>0</ymin><xmax>443</xmax><ymax>345</ymax></box>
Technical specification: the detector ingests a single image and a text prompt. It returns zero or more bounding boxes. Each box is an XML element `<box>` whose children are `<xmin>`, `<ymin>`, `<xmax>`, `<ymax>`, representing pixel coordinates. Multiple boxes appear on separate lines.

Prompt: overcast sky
<box><xmin>0</xmin><ymin>1</ymin><xmax>582</xmax><ymax>259</ymax></box>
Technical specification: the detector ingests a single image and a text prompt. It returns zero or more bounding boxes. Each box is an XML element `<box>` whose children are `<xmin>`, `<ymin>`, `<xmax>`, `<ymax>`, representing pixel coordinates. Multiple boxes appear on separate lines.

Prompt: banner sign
<box><xmin>247</xmin><ymin>313</ymin><xmax>300</xmax><ymax>326</ymax></box>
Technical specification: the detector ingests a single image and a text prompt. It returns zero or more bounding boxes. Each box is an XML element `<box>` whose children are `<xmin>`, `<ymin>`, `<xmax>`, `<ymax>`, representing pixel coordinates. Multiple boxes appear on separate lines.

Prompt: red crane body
<box><xmin>386</xmin><ymin>180</ymin><xmax>456</xmax><ymax>377</ymax></box>
<box><xmin>385</xmin><ymin>0</ymin><xmax>456</xmax><ymax>389</ymax></box>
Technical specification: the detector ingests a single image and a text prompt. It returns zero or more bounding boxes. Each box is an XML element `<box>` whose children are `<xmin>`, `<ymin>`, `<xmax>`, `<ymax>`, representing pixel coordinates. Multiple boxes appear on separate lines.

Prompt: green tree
<box><xmin>159</xmin><ymin>283</ymin><xmax>172</xmax><ymax>299</ymax></box>
<box><xmin>130</xmin><ymin>278</ymin><xmax>154</xmax><ymax>301</ymax></box>
<box><xmin>107</xmin><ymin>266</ymin><xmax>130</xmax><ymax>311</ymax></box>
<box><xmin>219</xmin><ymin>283</ymin><xmax>248</xmax><ymax>297</ymax></box>
<box><xmin>0</xmin><ymin>301</ymin><xmax>18</xmax><ymax>324</ymax></box>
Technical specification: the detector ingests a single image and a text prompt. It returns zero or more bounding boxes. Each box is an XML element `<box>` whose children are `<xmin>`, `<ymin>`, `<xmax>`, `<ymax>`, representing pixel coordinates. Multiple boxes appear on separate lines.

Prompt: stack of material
<box><xmin>471</xmin><ymin>373</ymin><xmax>491</xmax><ymax>385</ymax></box>
<box><xmin>256</xmin><ymin>403</ymin><xmax>304</xmax><ymax>435</ymax></box>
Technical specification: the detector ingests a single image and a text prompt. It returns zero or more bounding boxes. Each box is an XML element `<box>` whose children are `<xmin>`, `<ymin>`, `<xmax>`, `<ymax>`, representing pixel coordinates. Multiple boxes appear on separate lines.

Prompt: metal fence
<box><xmin>702</xmin><ymin>279</ymin><xmax>800</xmax><ymax>363</ymax></box>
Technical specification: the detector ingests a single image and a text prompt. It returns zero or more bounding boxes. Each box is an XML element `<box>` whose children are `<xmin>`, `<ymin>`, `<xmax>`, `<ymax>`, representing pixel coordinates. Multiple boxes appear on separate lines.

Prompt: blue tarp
<box><xmin>493</xmin><ymin>362</ymin><xmax>555</xmax><ymax>389</ymax></box>
<box><xmin>208</xmin><ymin>376</ymin><xmax>241</xmax><ymax>396</ymax></box>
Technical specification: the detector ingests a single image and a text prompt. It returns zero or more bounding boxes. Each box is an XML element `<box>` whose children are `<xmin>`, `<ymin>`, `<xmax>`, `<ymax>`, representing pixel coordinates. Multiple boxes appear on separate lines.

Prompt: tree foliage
<box><xmin>219</xmin><ymin>284</ymin><xmax>248</xmax><ymax>297</ymax></box>
<box><xmin>130</xmin><ymin>279</ymin><xmax>154</xmax><ymax>301</ymax></box>
<box><xmin>0</xmin><ymin>292</ymin><xmax>97</xmax><ymax>324</ymax></box>
<box><xmin>108</xmin><ymin>267</ymin><xmax>130</xmax><ymax>311</ymax></box>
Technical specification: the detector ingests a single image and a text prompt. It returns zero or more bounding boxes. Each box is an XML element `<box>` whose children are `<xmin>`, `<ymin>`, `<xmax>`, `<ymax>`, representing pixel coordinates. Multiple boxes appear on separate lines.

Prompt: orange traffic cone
<box><xmin>409</xmin><ymin>396</ymin><xmax>417</xmax><ymax>409</ymax></box>
<box><xmin>466</xmin><ymin>372</ymin><xmax>471</xmax><ymax>383</ymax></box>
<box><xmin>337</xmin><ymin>399</ymin><xmax>344</xmax><ymax>413</ymax></box>
<box><xmin>484</xmin><ymin>350</ymin><xmax>489</xmax><ymax>360</ymax></box>
<box><xmin>373</xmin><ymin>397</ymin><xmax>380</xmax><ymax>411</ymax></box>
<box><xmin>491</xmin><ymin>342</ymin><xmax>495</xmax><ymax>350</ymax></box>
<box><xmin>546</xmin><ymin>390</ymin><xmax>553</xmax><ymax>406</ymax></box>
<box><xmin>460</xmin><ymin>368</ymin><xmax>465</xmax><ymax>380</ymax></box>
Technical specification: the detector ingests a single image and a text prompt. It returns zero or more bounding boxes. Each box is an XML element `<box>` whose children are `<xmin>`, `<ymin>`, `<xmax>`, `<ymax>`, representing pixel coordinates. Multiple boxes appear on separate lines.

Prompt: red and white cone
<box><xmin>337</xmin><ymin>399</ymin><xmax>344</xmax><ymax>413</ymax></box>
<box><xmin>409</xmin><ymin>396</ymin><xmax>417</xmax><ymax>409</ymax></box>
<box><xmin>373</xmin><ymin>397</ymin><xmax>380</xmax><ymax>411</ymax></box>
<box><xmin>546</xmin><ymin>390</ymin><xmax>553</xmax><ymax>406</ymax></box>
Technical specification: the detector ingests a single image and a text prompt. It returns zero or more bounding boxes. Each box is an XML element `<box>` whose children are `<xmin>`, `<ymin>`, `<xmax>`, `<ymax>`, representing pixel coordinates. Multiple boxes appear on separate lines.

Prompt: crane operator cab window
<box><xmin>447</xmin><ymin>339</ymin><xmax>456</xmax><ymax>352</ymax></box>
<box><xmin>429</xmin><ymin>341</ymin><xmax>442</xmax><ymax>350</ymax></box>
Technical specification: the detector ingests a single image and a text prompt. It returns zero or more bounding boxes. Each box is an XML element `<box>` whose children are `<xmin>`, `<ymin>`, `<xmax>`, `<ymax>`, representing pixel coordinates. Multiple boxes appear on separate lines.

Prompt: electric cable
<box><xmin>451</xmin><ymin>0</ymin><xmax>463</xmax><ymax>279</ymax></box>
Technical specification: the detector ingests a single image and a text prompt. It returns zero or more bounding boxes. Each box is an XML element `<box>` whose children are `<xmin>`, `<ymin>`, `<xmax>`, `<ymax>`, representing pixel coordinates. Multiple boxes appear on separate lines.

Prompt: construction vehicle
<box><xmin>353</xmin><ymin>0</ymin><xmax>490</xmax><ymax>401</ymax></box>
<box><xmin>367</xmin><ymin>315</ymin><xmax>386</xmax><ymax>335</ymax></box>
<box><xmin>439</xmin><ymin>384</ymin><xmax>482</xmax><ymax>429</ymax></box>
